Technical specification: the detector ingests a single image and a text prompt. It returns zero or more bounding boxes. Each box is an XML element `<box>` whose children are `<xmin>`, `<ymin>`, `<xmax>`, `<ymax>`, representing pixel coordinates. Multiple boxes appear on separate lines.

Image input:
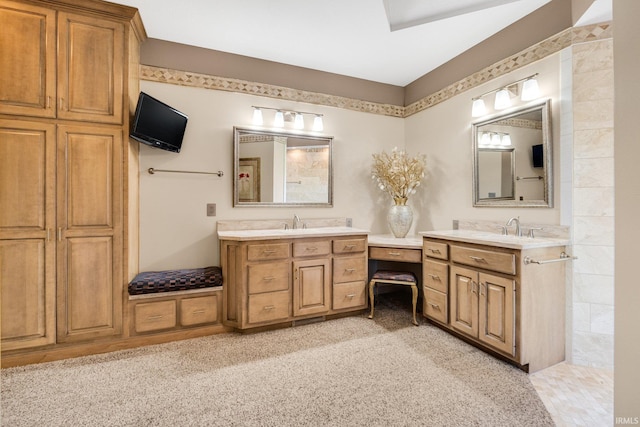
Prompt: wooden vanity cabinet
<box><xmin>422</xmin><ymin>237</ymin><xmax>566</xmax><ymax>372</ymax></box>
<box><xmin>221</xmin><ymin>235</ymin><xmax>367</xmax><ymax>330</ymax></box>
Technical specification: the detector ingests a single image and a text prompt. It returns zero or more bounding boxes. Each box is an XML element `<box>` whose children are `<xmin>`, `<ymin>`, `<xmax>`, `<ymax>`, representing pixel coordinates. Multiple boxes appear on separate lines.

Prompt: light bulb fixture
<box><xmin>501</xmin><ymin>133</ymin><xmax>512</xmax><ymax>146</ymax></box>
<box><xmin>521</xmin><ymin>77</ymin><xmax>540</xmax><ymax>101</ymax></box>
<box><xmin>313</xmin><ymin>115</ymin><xmax>323</xmax><ymax>132</ymax></box>
<box><xmin>252</xmin><ymin>107</ymin><xmax>263</xmax><ymax>125</ymax></box>
<box><xmin>470</xmin><ymin>73</ymin><xmax>540</xmax><ymax>117</ymax></box>
<box><xmin>480</xmin><ymin>132</ymin><xmax>491</xmax><ymax>146</ymax></box>
<box><xmin>251</xmin><ymin>106</ymin><xmax>324</xmax><ymax>131</ymax></box>
<box><xmin>471</xmin><ymin>98</ymin><xmax>487</xmax><ymax>117</ymax></box>
<box><xmin>494</xmin><ymin>88</ymin><xmax>511</xmax><ymax>110</ymax></box>
<box><xmin>274</xmin><ymin>110</ymin><xmax>285</xmax><ymax>127</ymax></box>
<box><xmin>491</xmin><ymin>133</ymin><xmax>502</xmax><ymax>146</ymax></box>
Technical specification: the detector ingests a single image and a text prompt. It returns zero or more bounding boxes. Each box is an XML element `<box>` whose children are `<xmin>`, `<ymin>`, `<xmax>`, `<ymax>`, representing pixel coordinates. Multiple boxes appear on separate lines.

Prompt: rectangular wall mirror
<box><xmin>472</xmin><ymin>99</ymin><xmax>552</xmax><ymax>207</ymax></box>
<box><xmin>233</xmin><ymin>127</ymin><xmax>333</xmax><ymax>207</ymax></box>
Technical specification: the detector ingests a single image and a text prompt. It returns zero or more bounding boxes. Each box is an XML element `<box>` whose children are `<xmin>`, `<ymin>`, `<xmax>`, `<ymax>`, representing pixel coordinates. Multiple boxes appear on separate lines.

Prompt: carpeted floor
<box><xmin>1</xmin><ymin>295</ymin><xmax>554</xmax><ymax>427</ymax></box>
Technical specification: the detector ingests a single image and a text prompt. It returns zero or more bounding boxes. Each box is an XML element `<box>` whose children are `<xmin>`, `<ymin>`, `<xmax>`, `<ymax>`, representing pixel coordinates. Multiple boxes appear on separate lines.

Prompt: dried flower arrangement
<box><xmin>371</xmin><ymin>147</ymin><xmax>426</xmax><ymax>205</ymax></box>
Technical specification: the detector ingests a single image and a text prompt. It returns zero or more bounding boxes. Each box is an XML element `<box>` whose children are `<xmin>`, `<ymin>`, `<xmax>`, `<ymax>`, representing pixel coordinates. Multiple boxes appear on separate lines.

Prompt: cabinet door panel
<box><xmin>293</xmin><ymin>259</ymin><xmax>330</xmax><ymax>316</ymax></box>
<box><xmin>0</xmin><ymin>1</ymin><xmax>56</xmax><ymax>117</ymax></box>
<box><xmin>58</xmin><ymin>12</ymin><xmax>124</xmax><ymax>123</ymax></box>
<box><xmin>479</xmin><ymin>273</ymin><xmax>515</xmax><ymax>356</ymax></box>
<box><xmin>58</xmin><ymin>236</ymin><xmax>121</xmax><ymax>341</ymax></box>
<box><xmin>0</xmin><ymin>239</ymin><xmax>55</xmax><ymax>349</ymax></box>
<box><xmin>450</xmin><ymin>266</ymin><xmax>478</xmax><ymax>337</ymax></box>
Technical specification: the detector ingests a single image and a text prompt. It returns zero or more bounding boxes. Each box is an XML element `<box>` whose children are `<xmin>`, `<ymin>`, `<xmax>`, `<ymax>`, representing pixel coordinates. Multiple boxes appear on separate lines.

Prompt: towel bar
<box><xmin>523</xmin><ymin>252</ymin><xmax>577</xmax><ymax>265</ymax></box>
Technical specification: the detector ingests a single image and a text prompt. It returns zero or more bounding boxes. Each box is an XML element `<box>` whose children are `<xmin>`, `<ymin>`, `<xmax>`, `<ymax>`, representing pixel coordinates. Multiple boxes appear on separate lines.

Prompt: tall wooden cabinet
<box><xmin>0</xmin><ymin>0</ymin><xmax>145</xmax><ymax>356</ymax></box>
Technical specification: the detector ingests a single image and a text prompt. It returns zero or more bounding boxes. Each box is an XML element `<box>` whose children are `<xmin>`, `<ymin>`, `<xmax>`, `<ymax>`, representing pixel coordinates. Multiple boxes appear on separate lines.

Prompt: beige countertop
<box><xmin>367</xmin><ymin>234</ymin><xmax>423</xmax><ymax>249</ymax></box>
<box><xmin>217</xmin><ymin>226</ymin><xmax>369</xmax><ymax>241</ymax></box>
<box><xmin>420</xmin><ymin>230</ymin><xmax>570</xmax><ymax>250</ymax></box>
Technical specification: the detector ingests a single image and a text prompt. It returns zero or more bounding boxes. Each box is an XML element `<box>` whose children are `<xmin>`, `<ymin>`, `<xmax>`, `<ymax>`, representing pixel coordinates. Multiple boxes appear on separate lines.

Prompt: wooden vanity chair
<box><xmin>368</xmin><ymin>270</ymin><xmax>419</xmax><ymax>326</ymax></box>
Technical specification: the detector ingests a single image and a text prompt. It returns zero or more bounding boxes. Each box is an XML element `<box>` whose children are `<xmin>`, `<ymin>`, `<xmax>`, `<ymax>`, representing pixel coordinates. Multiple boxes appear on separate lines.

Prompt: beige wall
<box><xmin>404</xmin><ymin>52</ymin><xmax>563</xmax><ymax>231</ymax></box>
<box><xmin>613</xmin><ymin>0</ymin><xmax>640</xmax><ymax>419</ymax></box>
<box><xmin>138</xmin><ymin>81</ymin><xmax>403</xmax><ymax>271</ymax></box>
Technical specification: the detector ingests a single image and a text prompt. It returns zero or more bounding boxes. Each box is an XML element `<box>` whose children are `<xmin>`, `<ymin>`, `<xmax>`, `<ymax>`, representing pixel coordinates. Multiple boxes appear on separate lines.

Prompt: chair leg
<box><xmin>410</xmin><ymin>284</ymin><xmax>418</xmax><ymax>326</ymax></box>
<box><xmin>368</xmin><ymin>280</ymin><xmax>375</xmax><ymax>319</ymax></box>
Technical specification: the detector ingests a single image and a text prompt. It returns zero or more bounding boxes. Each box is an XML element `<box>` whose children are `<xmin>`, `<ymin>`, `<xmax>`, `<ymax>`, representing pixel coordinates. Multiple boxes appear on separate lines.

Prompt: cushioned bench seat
<box><xmin>128</xmin><ymin>266</ymin><xmax>222</xmax><ymax>295</ymax></box>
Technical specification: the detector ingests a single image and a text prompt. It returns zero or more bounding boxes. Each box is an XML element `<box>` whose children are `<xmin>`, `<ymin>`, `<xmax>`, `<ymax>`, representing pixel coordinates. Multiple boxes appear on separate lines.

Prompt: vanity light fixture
<box><xmin>471</xmin><ymin>73</ymin><xmax>540</xmax><ymax>117</ymax></box>
<box><xmin>501</xmin><ymin>133</ymin><xmax>512</xmax><ymax>146</ymax></box>
<box><xmin>251</xmin><ymin>106</ymin><xmax>324</xmax><ymax>131</ymax></box>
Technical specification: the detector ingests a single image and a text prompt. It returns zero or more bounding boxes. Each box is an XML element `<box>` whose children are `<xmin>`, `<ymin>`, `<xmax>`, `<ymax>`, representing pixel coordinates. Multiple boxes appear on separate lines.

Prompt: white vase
<box><xmin>387</xmin><ymin>198</ymin><xmax>413</xmax><ymax>238</ymax></box>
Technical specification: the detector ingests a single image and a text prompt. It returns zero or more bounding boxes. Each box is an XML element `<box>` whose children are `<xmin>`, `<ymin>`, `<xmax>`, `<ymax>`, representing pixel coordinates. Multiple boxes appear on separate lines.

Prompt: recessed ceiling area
<box><xmin>113</xmin><ymin>0</ymin><xmax>610</xmax><ymax>87</ymax></box>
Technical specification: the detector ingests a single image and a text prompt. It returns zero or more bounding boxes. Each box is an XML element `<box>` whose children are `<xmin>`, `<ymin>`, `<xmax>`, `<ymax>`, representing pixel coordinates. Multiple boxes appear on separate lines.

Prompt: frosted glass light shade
<box><xmin>252</xmin><ymin>108</ymin><xmax>263</xmax><ymax>125</ymax></box>
<box><xmin>274</xmin><ymin>111</ymin><xmax>285</xmax><ymax>127</ymax></box>
<box><xmin>471</xmin><ymin>98</ymin><xmax>487</xmax><ymax>117</ymax></box>
<box><xmin>480</xmin><ymin>132</ymin><xmax>491</xmax><ymax>146</ymax></box>
<box><xmin>294</xmin><ymin>113</ymin><xmax>304</xmax><ymax>129</ymax></box>
<box><xmin>312</xmin><ymin>115</ymin><xmax>323</xmax><ymax>131</ymax></box>
<box><xmin>521</xmin><ymin>78</ymin><xmax>540</xmax><ymax>101</ymax></box>
<box><xmin>491</xmin><ymin>133</ymin><xmax>502</xmax><ymax>146</ymax></box>
<box><xmin>501</xmin><ymin>134</ymin><xmax>512</xmax><ymax>146</ymax></box>
<box><xmin>494</xmin><ymin>89</ymin><xmax>511</xmax><ymax>109</ymax></box>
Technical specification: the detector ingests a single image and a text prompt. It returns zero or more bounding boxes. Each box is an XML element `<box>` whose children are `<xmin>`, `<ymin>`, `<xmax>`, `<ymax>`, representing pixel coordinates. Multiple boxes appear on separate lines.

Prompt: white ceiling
<box><xmin>114</xmin><ymin>0</ymin><xmax>612</xmax><ymax>87</ymax></box>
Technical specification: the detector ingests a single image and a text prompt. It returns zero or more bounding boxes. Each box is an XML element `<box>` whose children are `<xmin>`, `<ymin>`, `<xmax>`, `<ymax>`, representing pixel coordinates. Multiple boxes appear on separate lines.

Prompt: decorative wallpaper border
<box><xmin>140</xmin><ymin>22</ymin><xmax>611</xmax><ymax>119</ymax></box>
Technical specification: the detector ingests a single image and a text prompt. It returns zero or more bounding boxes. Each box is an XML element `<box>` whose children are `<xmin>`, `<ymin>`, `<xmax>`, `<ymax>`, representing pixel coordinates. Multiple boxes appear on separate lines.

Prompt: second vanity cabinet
<box><xmin>221</xmin><ymin>233</ymin><xmax>368</xmax><ymax>330</ymax></box>
<box><xmin>422</xmin><ymin>235</ymin><xmax>567</xmax><ymax>372</ymax></box>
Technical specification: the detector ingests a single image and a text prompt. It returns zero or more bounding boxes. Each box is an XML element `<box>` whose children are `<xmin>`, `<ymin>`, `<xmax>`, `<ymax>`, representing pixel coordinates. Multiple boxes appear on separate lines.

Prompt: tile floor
<box><xmin>530</xmin><ymin>362</ymin><xmax>614</xmax><ymax>426</ymax></box>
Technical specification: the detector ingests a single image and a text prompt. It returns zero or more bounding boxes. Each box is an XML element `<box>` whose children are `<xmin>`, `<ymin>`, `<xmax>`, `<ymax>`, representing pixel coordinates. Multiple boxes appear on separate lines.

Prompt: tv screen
<box><xmin>532</xmin><ymin>144</ymin><xmax>543</xmax><ymax>168</ymax></box>
<box><xmin>130</xmin><ymin>92</ymin><xmax>188</xmax><ymax>153</ymax></box>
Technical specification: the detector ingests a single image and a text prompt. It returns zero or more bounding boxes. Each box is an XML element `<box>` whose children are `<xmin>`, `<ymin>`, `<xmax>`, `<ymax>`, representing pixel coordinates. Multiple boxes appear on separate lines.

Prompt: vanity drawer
<box><xmin>369</xmin><ymin>246</ymin><xmax>422</xmax><ymax>263</ymax></box>
<box><xmin>450</xmin><ymin>245</ymin><xmax>515</xmax><ymax>275</ymax></box>
<box><xmin>333</xmin><ymin>256</ymin><xmax>366</xmax><ymax>283</ymax></box>
<box><xmin>423</xmin><ymin>259</ymin><xmax>448</xmax><ymax>294</ymax></box>
<box><xmin>180</xmin><ymin>295</ymin><xmax>218</xmax><ymax>326</ymax></box>
<box><xmin>333</xmin><ymin>238</ymin><xmax>366</xmax><ymax>254</ymax></box>
<box><xmin>248</xmin><ymin>291</ymin><xmax>290</xmax><ymax>324</ymax></box>
<box><xmin>247</xmin><ymin>242</ymin><xmax>290</xmax><ymax>261</ymax></box>
<box><xmin>248</xmin><ymin>262</ymin><xmax>290</xmax><ymax>294</ymax></box>
<box><xmin>293</xmin><ymin>240</ymin><xmax>331</xmax><ymax>258</ymax></box>
<box><xmin>423</xmin><ymin>288</ymin><xmax>448</xmax><ymax>325</ymax></box>
<box><xmin>135</xmin><ymin>300</ymin><xmax>177</xmax><ymax>333</ymax></box>
<box><xmin>423</xmin><ymin>239</ymin><xmax>449</xmax><ymax>260</ymax></box>
<box><xmin>333</xmin><ymin>281</ymin><xmax>366</xmax><ymax>310</ymax></box>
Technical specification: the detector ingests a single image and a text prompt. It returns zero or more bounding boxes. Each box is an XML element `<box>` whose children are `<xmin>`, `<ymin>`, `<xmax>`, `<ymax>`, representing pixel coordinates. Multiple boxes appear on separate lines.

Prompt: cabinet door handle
<box><xmin>263</xmin><ymin>305</ymin><xmax>275</xmax><ymax>311</ymax></box>
<box><xmin>57</xmin><ymin>227</ymin><xmax>62</xmax><ymax>241</ymax></box>
<box><xmin>469</xmin><ymin>256</ymin><xmax>486</xmax><ymax>263</ymax></box>
<box><xmin>388</xmin><ymin>251</ymin><xmax>401</xmax><ymax>256</ymax></box>
<box><xmin>46</xmin><ymin>96</ymin><xmax>51</xmax><ymax>109</ymax></box>
<box><xmin>427</xmin><ymin>248</ymin><xmax>441</xmax><ymax>254</ymax></box>
<box><xmin>428</xmin><ymin>302</ymin><xmax>441</xmax><ymax>310</ymax></box>
<box><xmin>191</xmin><ymin>309</ymin><xmax>205</xmax><ymax>315</ymax></box>
<box><xmin>263</xmin><ymin>276</ymin><xmax>275</xmax><ymax>281</ymax></box>
<box><xmin>147</xmin><ymin>315</ymin><xmax>163</xmax><ymax>321</ymax></box>
<box><xmin>59</xmin><ymin>97</ymin><xmax>65</xmax><ymax>111</ymax></box>
<box><xmin>471</xmin><ymin>281</ymin><xmax>477</xmax><ymax>294</ymax></box>
<box><xmin>479</xmin><ymin>282</ymin><xmax>486</xmax><ymax>296</ymax></box>
<box><xmin>46</xmin><ymin>228</ymin><xmax>51</xmax><ymax>242</ymax></box>
<box><xmin>344</xmin><ymin>268</ymin><xmax>355</xmax><ymax>273</ymax></box>
<box><xmin>263</xmin><ymin>249</ymin><xmax>276</xmax><ymax>254</ymax></box>
<box><xmin>305</xmin><ymin>246</ymin><xmax>318</xmax><ymax>251</ymax></box>
<box><xmin>346</xmin><ymin>294</ymin><xmax>356</xmax><ymax>298</ymax></box>
<box><xmin>428</xmin><ymin>274</ymin><xmax>440</xmax><ymax>281</ymax></box>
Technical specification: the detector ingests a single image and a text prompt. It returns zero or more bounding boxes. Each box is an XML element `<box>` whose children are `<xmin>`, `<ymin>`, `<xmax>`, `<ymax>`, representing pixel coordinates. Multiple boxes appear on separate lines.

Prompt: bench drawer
<box><xmin>369</xmin><ymin>246</ymin><xmax>422</xmax><ymax>263</ymax></box>
<box><xmin>248</xmin><ymin>261</ymin><xmax>290</xmax><ymax>294</ymax></box>
<box><xmin>333</xmin><ymin>281</ymin><xmax>366</xmax><ymax>310</ymax></box>
<box><xmin>180</xmin><ymin>295</ymin><xmax>218</xmax><ymax>326</ymax></box>
<box><xmin>451</xmin><ymin>245</ymin><xmax>515</xmax><ymax>275</ymax></box>
<box><xmin>247</xmin><ymin>242</ymin><xmax>290</xmax><ymax>261</ymax></box>
<box><xmin>423</xmin><ymin>259</ymin><xmax>448</xmax><ymax>294</ymax></box>
<box><xmin>135</xmin><ymin>300</ymin><xmax>176</xmax><ymax>333</ymax></box>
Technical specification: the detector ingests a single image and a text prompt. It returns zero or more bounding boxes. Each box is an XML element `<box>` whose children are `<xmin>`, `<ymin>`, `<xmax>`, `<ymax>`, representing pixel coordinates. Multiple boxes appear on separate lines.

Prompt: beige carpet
<box><xmin>1</xmin><ymin>295</ymin><xmax>554</xmax><ymax>426</ymax></box>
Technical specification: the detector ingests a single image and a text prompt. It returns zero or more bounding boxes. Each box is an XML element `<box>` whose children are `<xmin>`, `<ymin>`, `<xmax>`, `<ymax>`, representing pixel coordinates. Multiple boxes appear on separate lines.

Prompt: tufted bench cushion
<box><xmin>128</xmin><ymin>266</ymin><xmax>223</xmax><ymax>295</ymax></box>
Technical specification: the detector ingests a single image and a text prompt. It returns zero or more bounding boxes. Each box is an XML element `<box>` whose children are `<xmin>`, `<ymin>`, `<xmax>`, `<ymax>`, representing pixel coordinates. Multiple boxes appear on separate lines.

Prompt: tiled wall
<box><xmin>571</xmin><ymin>38</ymin><xmax>615</xmax><ymax>369</ymax></box>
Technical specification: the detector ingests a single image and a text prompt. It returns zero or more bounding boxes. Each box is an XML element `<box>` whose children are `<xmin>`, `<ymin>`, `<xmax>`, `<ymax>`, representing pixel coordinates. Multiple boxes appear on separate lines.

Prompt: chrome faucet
<box><xmin>293</xmin><ymin>214</ymin><xmax>301</xmax><ymax>229</ymax></box>
<box><xmin>506</xmin><ymin>217</ymin><xmax>521</xmax><ymax>236</ymax></box>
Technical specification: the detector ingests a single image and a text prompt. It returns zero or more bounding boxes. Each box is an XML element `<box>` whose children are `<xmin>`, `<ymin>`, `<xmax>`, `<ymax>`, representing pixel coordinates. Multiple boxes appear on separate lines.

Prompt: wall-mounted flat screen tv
<box><xmin>532</xmin><ymin>144</ymin><xmax>544</xmax><ymax>168</ymax></box>
<box><xmin>130</xmin><ymin>92</ymin><xmax>188</xmax><ymax>153</ymax></box>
